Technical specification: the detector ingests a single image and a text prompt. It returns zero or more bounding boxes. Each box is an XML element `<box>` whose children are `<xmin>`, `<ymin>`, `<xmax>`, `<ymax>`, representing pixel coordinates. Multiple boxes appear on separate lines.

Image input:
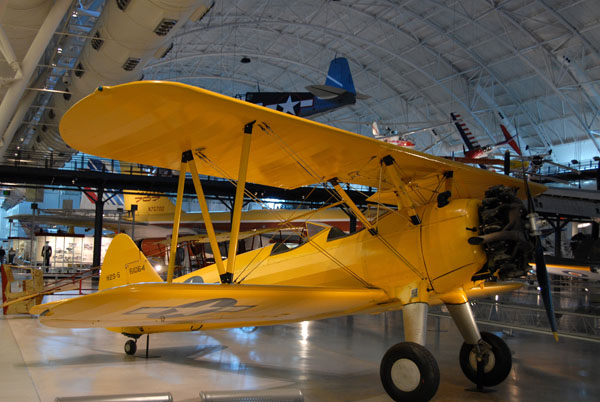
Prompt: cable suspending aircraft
<box><xmin>31</xmin><ymin>81</ymin><xmax>558</xmax><ymax>402</ymax></box>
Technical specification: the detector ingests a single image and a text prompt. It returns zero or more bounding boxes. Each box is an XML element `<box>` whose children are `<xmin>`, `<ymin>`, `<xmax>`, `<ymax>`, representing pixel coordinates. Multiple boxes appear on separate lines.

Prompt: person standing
<box><xmin>8</xmin><ymin>247</ymin><xmax>16</xmax><ymax>264</ymax></box>
<box><xmin>0</xmin><ymin>246</ymin><xmax>5</xmax><ymax>264</ymax></box>
<box><xmin>42</xmin><ymin>241</ymin><xmax>52</xmax><ymax>267</ymax></box>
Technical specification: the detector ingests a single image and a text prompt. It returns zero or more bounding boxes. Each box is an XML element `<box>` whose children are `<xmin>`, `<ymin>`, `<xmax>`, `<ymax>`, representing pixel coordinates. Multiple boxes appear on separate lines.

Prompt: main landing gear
<box><xmin>447</xmin><ymin>303</ymin><xmax>512</xmax><ymax>391</ymax></box>
<box><xmin>380</xmin><ymin>342</ymin><xmax>439</xmax><ymax>402</ymax></box>
<box><xmin>123</xmin><ymin>334</ymin><xmax>142</xmax><ymax>356</ymax></box>
<box><xmin>124</xmin><ymin>339</ymin><xmax>137</xmax><ymax>355</ymax></box>
<box><xmin>379</xmin><ymin>301</ymin><xmax>512</xmax><ymax>402</ymax></box>
<box><xmin>459</xmin><ymin>331</ymin><xmax>512</xmax><ymax>388</ymax></box>
<box><xmin>380</xmin><ymin>303</ymin><xmax>440</xmax><ymax>402</ymax></box>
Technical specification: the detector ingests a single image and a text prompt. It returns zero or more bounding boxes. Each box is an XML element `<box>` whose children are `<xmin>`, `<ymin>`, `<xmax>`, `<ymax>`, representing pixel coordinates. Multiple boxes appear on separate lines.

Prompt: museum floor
<box><xmin>1</xmin><ymin>303</ymin><xmax>599</xmax><ymax>402</ymax></box>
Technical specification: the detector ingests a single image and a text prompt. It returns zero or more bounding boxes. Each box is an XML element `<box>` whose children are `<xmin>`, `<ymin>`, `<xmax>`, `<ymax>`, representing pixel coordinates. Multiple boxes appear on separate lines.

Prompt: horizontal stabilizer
<box><xmin>305</xmin><ymin>85</ymin><xmax>370</xmax><ymax>101</ymax></box>
<box><xmin>305</xmin><ymin>84</ymin><xmax>348</xmax><ymax>99</ymax></box>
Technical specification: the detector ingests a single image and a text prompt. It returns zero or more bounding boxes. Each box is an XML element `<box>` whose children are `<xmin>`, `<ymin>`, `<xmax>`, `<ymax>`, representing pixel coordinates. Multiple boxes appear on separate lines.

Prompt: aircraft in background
<box><xmin>370</xmin><ymin>121</ymin><xmax>416</xmax><ymax>148</ymax></box>
<box><xmin>530</xmin><ymin>257</ymin><xmax>600</xmax><ymax>281</ymax></box>
<box><xmin>8</xmin><ymin>194</ymin><xmax>352</xmax><ymax>240</ymax></box>
<box><xmin>32</xmin><ymin>81</ymin><xmax>559</xmax><ymax>402</ymax></box>
<box><xmin>451</xmin><ymin>112</ymin><xmax>521</xmax><ymax>160</ymax></box>
<box><xmin>243</xmin><ymin>57</ymin><xmax>369</xmax><ymax>117</ymax></box>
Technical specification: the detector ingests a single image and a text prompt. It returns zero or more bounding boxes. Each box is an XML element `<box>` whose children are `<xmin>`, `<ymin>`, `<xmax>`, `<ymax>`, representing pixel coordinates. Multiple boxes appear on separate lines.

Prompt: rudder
<box><xmin>99</xmin><ymin>234</ymin><xmax>163</xmax><ymax>290</ymax></box>
<box><xmin>325</xmin><ymin>57</ymin><xmax>356</xmax><ymax>94</ymax></box>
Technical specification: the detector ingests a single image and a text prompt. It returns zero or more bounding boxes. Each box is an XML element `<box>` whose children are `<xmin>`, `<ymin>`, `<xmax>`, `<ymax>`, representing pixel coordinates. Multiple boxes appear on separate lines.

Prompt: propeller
<box><xmin>522</xmin><ymin>172</ymin><xmax>559</xmax><ymax>341</ymax></box>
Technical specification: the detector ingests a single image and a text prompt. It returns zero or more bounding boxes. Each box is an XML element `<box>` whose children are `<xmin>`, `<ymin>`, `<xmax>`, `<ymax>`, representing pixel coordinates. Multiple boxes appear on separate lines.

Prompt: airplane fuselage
<box><xmin>111</xmin><ymin>198</ymin><xmax>486</xmax><ymax>335</ymax></box>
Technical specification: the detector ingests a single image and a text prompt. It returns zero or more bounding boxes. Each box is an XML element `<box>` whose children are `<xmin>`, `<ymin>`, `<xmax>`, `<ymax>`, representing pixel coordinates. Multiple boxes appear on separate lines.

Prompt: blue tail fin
<box><xmin>325</xmin><ymin>58</ymin><xmax>356</xmax><ymax>94</ymax></box>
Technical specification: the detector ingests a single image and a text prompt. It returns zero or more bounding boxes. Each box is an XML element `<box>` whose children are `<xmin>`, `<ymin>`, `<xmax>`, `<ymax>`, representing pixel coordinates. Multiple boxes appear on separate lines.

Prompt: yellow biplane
<box><xmin>31</xmin><ymin>81</ymin><xmax>556</xmax><ymax>402</ymax></box>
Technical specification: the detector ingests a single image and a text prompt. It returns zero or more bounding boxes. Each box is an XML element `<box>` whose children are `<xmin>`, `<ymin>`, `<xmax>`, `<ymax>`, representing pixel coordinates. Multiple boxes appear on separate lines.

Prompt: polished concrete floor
<box><xmin>1</xmin><ymin>307</ymin><xmax>599</xmax><ymax>402</ymax></box>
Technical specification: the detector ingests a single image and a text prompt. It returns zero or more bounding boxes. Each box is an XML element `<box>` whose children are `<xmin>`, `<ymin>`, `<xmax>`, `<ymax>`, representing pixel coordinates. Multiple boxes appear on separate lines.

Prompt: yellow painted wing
<box><xmin>59</xmin><ymin>81</ymin><xmax>543</xmax><ymax>201</ymax></box>
<box><xmin>31</xmin><ymin>283</ymin><xmax>390</xmax><ymax>329</ymax></box>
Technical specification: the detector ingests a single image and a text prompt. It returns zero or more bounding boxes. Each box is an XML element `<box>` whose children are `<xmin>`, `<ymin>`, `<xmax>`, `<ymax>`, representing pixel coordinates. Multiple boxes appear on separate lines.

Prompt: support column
<box><xmin>503</xmin><ymin>151</ymin><xmax>511</xmax><ymax>175</ymax></box>
<box><xmin>403</xmin><ymin>302</ymin><xmax>429</xmax><ymax>346</ymax></box>
<box><xmin>93</xmin><ymin>188</ymin><xmax>104</xmax><ymax>268</ymax></box>
<box><xmin>224</xmin><ymin>121</ymin><xmax>255</xmax><ymax>282</ymax></box>
<box><xmin>130</xmin><ymin>204</ymin><xmax>137</xmax><ymax>241</ymax></box>
<box><xmin>555</xmin><ymin>216</ymin><xmax>562</xmax><ymax>258</ymax></box>
<box><xmin>29</xmin><ymin>203</ymin><xmax>37</xmax><ymax>263</ymax></box>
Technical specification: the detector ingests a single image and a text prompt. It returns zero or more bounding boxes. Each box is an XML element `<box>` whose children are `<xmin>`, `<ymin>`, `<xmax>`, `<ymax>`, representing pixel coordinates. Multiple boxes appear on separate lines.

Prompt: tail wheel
<box><xmin>380</xmin><ymin>342</ymin><xmax>440</xmax><ymax>402</ymax></box>
<box><xmin>124</xmin><ymin>339</ymin><xmax>137</xmax><ymax>355</ymax></box>
<box><xmin>459</xmin><ymin>331</ymin><xmax>512</xmax><ymax>387</ymax></box>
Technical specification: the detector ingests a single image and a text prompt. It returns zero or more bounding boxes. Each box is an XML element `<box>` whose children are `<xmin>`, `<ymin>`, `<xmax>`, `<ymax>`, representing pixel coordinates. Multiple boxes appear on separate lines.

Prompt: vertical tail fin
<box><xmin>451</xmin><ymin>112</ymin><xmax>480</xmax><ymax>151</ymax></box>
<box><xmin>325</xmin><ymin>57</ymin><xmax>356</xmax><ymax>94</ymax></box>
<box><xmin>99</xmin><ymin>234</ymin><xmax>162</xmax><ymax>290</ymax></box>
<box><xmin>500</xmin><ymin>124</ymin><xmax>522</xmax><ymax>156</ymax></box>
<box><xmin>123</xmin><ymin>193</ymin><xmax>177</xmax><ymax>216</ymax></box>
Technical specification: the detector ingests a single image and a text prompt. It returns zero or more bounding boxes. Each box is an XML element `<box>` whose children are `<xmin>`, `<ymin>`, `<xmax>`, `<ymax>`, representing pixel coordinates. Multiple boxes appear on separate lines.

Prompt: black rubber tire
<box><xmin>124</xmin><ymin>339</ymin><xmax>137</xmax><ymax>355</ymax></box>
<box><xmin>380</xmin><ymin>342</ymin><xmax>440</xmax><ymax>402</ymax></box>
<box><xmin>459</xmin><ymin>331</ymin><xmax>512</xmax><ymax>387</ymax></box>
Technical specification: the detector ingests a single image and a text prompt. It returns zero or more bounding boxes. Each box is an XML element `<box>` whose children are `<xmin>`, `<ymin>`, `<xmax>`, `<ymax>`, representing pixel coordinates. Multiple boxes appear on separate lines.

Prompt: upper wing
<box><xmin>60</xmin><ymin>81</ymin><xmax>543</xmax><ymax>200</ymax></box>
<box><xmin>31</xmin><ymin>283</ymin><xmax>390</xmax><ymax>328</ymax></box>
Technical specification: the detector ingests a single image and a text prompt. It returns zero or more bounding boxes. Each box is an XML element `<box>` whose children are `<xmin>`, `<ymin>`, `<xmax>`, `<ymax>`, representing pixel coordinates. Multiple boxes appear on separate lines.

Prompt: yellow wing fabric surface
<box><xmin>60</xmin><ymin>81</ymin><xmax>543</xmax><ymax>201</ymax></box>
<box><xmin>31</xmin><ymin>283</ymin><xmax>390</xmax><ymax>329</ymax></box>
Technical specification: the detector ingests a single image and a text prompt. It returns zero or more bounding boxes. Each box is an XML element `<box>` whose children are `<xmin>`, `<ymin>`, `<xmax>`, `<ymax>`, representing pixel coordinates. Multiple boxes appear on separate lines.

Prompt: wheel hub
<box><xmin>469</xmin><ymin>347</ymin><xmax>496</xmax><ymax>373</ymax></box>
<box><xmin>390</xmin><ymin>358</ymin><xmax>421</xmax><ymax>392</ymax></box>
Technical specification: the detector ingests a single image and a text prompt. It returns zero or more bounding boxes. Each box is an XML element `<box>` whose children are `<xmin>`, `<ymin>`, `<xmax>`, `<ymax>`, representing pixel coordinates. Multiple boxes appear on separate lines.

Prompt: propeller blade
<box><xmin>534</xmin><ymin>238</ymin><xmax>559</xmax><ymax>341</ymax></box>
<box><xmin>523</xmin><ymin>172</ymin><xmax>559</xmax><ymax>341</ymax></box>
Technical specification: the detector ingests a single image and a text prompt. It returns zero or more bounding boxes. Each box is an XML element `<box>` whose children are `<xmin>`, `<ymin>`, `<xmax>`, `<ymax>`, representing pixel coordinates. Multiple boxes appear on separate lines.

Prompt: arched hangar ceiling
<box><xmin>2</xmin><ymin>0</ymin><xmax>600</xmax><ymax>171</ymax></box>
<box><xmin>144</xmin><ymin>0</ymin><xmax>600</xmax><ymax>162</ymax></box>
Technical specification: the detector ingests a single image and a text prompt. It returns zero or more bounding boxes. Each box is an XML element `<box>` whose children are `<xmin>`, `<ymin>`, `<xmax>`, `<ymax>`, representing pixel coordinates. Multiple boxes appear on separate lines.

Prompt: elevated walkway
<box><xmin>534</xmin><ymin>187</ymin><xmax>600</xmax><ymax>219</ymax></box>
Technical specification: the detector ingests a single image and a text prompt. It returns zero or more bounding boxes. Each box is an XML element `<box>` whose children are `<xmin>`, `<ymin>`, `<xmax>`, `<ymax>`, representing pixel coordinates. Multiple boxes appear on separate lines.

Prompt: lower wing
<box><xmin>30</xmin><ymin>283</ymin><xmax>391</xmax><ymax>329</ymax></box>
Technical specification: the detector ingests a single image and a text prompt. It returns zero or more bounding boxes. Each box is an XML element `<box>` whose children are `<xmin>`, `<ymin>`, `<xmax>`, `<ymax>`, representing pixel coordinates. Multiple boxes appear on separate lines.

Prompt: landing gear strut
<box><xmin>446</xmin><ymin>302</ymin><xmax>512</xmax><ymax>390</ymax></box>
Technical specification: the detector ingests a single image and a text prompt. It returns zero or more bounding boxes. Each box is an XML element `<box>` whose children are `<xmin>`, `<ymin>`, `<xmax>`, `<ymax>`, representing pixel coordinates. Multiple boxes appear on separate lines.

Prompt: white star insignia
<box><xmin>278</xmin><ymin>96</ymin><xmax>299</xmax><ymax>115</ymax></box>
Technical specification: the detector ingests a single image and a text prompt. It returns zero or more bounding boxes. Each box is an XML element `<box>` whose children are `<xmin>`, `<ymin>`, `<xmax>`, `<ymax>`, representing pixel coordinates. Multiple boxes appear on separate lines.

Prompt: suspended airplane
<box><xmin>31</xmin><ymin>81</ymin><xmax>559</xmax><ymax>402</ymax></box>
<box><xmin>491</xmin><ymin>112</ymin><xmax>580</xmax><ymax>175</ymax></box>
<box><xmin>371</xmin><ymin>121</ymin><xmax>416</xmax><ymax>148</ymax></box>
<box><xmin>451</xmin><ymin>112</ymin><xmax>521</xmax><ymax>160</ymax></box>
<box><xmin>243</xmin><ymin>57</ymin><xmax>368</xmax><ymax>117</ymax></box>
